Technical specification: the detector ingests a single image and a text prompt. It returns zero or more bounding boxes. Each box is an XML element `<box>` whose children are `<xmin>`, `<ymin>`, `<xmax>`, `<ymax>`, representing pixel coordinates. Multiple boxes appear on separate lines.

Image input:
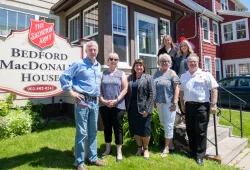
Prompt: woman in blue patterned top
<box><xmin>99</xmin><ymin>53</ymin><xmax>128</xmax><ymax>162</ymax></box>
<box><xmin>153</xmin><ymin>53</ymin><xmax>180</xmax><ymax>158</ymax></box>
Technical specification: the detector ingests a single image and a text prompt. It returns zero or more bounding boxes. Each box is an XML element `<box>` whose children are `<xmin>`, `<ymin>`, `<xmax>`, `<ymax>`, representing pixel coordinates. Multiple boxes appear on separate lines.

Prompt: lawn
<box><xmin>0</xmin><ymin>120</ymin><xmax>239</xmax><ymax>170</ymax></box>
<box><xmin>219</xmin><ymin>109</ymin><xmax>250</xmax><ymax>147</ymax></box>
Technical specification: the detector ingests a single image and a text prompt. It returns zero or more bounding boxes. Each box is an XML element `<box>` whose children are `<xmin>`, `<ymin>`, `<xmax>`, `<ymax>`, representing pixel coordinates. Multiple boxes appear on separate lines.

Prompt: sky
<box><xmin>240</xmin><ymin>0</ymin><xmax>250</xmax><ymax>11</ymax></box>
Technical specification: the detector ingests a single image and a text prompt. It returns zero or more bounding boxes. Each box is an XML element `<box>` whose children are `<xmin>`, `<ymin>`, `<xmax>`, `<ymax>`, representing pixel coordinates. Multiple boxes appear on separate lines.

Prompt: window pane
<box><xmin>26</xmin><ymin>14</ymin><xmax>35</xmax><ymax>27</ymax></box>
<box><xmin>17</xmin><ymin>13</ymin><xmax>26</xmax><ymax>30</ymax></box>
<box><xmin>204</xmin><ymin>30</ymin><xmax>209</xmax><ymax>40</ymax></box>
<box><xmin>84</xmin><ymin>5</ymin><xmax>98</xmax><ymax>37</ymax></box>
<box><xmin>112</xmin><ymin>4</ymin><xmax>117</xmax><ymax>32</ymax></box>
<box><xmin>237</xmin><ymin>30</ymin><xmax>246</xmax><ymax>39</ymax></box>
<box><xmin>139</xmin><ymin>20</ymin><xmax>156</xmax><ymax>54</ymax></box>
<box><xmin>8</xmin><ymin>11</ymin><xmax>17</xmax><ymax>31</ymax></box>
<box><xmin>69</xmin><ymin>15</ymin><xmax>80</xmax><ymax>42</ymax></box>
<box><xmin>112</xmin><ymin>4</ymin><xmax>126</xmax><ymax>34</ymax></box>
<box><xmin>0</xmin><ymin>8</ymin><xmax>7</xmax><ymax>35</ymax></box>
<box><xmin>113</xmin><ymin>34</ymin><xmax>126</xmax><ymax>62</ymax></box>
<box><xmin>203</xmin><ymin>19</ymin><xmax>208</xmax><ymax>28</ymax></box>
<box><xmin>159</xmin><ymin>19</ymin><xmax>170</xmax><ymax>35</ymax></box>
<box><xmin>140</xmin><ymin>56</ymin><xmax>157</xmax><ymax>74</ymax></box>
<box><xmin>239</xmin><ymin>64</ymin><xmax>250</xmax><ymax>75</ymax></box>
<box><xmin>238</xmin><ymin>78</ymin><xmax>250</xmax><ymax>87</ymax></box>
<box><xmin>226</xmin><ymin>64</ymin><xmax>236</xmax><ymax>77</ymax></box>
<box><xmin>224</xmin><ymin>24</ymin><xmax>232</xmax><ymax>32</ymax></box>
<box><xmin>205</xmin><ymin>58</ymin><xmax>211</xmax><ymax>72</ymax></box>
<box><xmin>236</xmin><ymin>21</ymin><xmax>246</xmax><ymax>30</ymax></box>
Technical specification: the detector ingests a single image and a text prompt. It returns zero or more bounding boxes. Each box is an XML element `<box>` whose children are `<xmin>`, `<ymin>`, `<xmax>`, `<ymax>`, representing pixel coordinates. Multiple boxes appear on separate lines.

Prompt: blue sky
<box><xmin>241</xmin><ymin>0</ymin><xmax>250</xmax><ymax>11</ymax></box>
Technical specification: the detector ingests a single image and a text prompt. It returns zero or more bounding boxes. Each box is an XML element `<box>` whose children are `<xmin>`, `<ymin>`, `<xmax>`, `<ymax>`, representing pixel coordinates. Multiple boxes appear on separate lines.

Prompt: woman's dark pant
<box><xmin>100</xmin><ymin>106</ymin><xmax>125</xmax><ymax>145</ymax></box>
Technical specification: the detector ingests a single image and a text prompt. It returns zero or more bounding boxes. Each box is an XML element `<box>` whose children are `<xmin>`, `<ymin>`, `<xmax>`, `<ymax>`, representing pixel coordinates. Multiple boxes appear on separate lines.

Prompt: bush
<box><xmin>0</xmin><ymin>110</ymin><xmax>32</xmax><ymax>139</ymax></box>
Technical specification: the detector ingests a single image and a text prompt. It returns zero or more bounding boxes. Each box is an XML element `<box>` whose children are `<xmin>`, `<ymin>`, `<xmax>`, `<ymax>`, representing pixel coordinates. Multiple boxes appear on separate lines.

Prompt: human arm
<box><xmin>210</xmin><ymin>88</ymin><xmax>218</xmax><ymax>114</ymax></box>
<box><xmin>169</xmin><ymin>83</ymin><xmax>179</xmax><ymax>111</ymax></box>
<box><xmin>143</xmin><ymin>75</ymin><xmax>155</xmax><ymax>116</ymax></box>
<box><xmin>180</xmin><ymin>90</ymin><xmax>185</xmax><ymax>113</ymax></box>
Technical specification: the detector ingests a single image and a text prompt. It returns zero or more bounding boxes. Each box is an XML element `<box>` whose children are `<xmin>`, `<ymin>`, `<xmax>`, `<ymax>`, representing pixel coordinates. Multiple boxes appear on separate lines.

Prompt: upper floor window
<box><xmin>0</xmin><ymin>8</ymin><xmax>57</xmax><ymax>37</ymax></box>
<box><xmin>83</xmin><ymin>3</ymin><xmax>98</xmax><ymax>41</ymax></box>
<box><xmin>202</xmin><ymin>16</ymin><xmax>210</xmax><ymax>42</ymax></box>
<box><xmin>235</xmin><ymin>5</ymin><xmax>242</xmax><ymax>12</ymax></box>
<box><xmin>212</xmin><ymin>21</ymin><xmax>219</xmax><ymax>45</ymax></box>
<box><xmin>112</xmin><ymin>2</ymin><xmax>128</xmax><ymax>63</ymax></box>
<box><xmin>221</xmin><ymin>0</ymin><xmax>229</xmax><ymax>10</ymax></box>
<box><xmin>221</xmin><ymin>18</ymin><xmax>249</xmax><ymax>43</ymax></box>
<box><xmin>204</xmin><ymin>56</ymin><xmax>212</xmax><ymax>72</ymax></box>
<box><xmin>68</xmin><ymin>14</ymin><xmax>80</xmax><ymax>43</ymax></box>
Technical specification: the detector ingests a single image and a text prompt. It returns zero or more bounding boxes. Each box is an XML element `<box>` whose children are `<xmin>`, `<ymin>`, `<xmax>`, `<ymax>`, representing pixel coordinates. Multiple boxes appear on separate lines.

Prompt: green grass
<box><xmin>0</xmin><ymin>121</ymin><xmax>238</xmax><ymax>170</ymax></box>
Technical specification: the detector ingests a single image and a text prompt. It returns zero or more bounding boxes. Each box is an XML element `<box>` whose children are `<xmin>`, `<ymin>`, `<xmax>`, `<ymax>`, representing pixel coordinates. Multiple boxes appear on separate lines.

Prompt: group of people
<box><xmin>59</xmin><ymin>35</ymin><xmax>218</xmax><ymax>170</ymax></box>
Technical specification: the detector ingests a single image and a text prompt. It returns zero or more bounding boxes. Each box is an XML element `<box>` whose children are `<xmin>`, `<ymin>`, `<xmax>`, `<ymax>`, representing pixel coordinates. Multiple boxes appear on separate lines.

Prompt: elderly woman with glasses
<box><xmin>125</xmin><ymin>59</ymin><xmax>154</xmax><ymax>159</ymax></box>
<box><xmin>99</xmin><ymin>53</ymin><xmax>128</xmax><ymax>162</ymax></box>
<box><xmin>153</xmin><ymin>53</ymin><xmax>180</xmax><ymax>158</ymax></box>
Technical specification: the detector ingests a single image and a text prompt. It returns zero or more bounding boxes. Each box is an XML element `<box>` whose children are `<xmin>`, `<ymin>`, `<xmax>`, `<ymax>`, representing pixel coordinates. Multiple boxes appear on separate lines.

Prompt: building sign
<box><xmin>0</xmin><ymin>21</ymin><xmax>82</xmax><ymax>98</ymax></box>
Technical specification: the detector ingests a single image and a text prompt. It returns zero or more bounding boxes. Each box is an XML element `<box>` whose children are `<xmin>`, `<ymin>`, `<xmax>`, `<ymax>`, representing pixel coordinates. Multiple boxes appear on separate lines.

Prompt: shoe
<box><xmin>160</xmin><ymin>150</ymin><xmax>169</xmax><ymax>158</ymax></box>
<box><xmin>196</xmin><ymin>158</ymin><xmax>204</xmax><ymax>166</ymax></box>
<box><xmin>76</xmin><ymin>165</ymin><xmax>87</xmax><ymax>170</ymax></box>
<box><xmin>136</xmin><ymin>146</ymin><xmax>143</xmax><ymax>156</ymax></box>
<box><xmin>101</xmin><ymin>150</ymin><xmax>112</xmax><ymax>159</ymax></box>
<box><xmin>187</xmin><ymin>152</ymin><xmax>195</xmax><ymax>158</ymax></box>
<box><xmin>169</xmin><ymin>149</ymin><xmax>175</xmax><ymax>154</ymax></box>
<box><xmin>143</xmin><ymin>148</ymin><xmax>149</xmax><ymax>159</ymax></box>
<box><xmin>116</xmin><ymin>152</ymin><xmax>123</xmax><ymax>162</ymax></box>
<box><xmin>89</xmin><ymin>160</ymin><xmax>107</xmax><ymax>166</ymax></box>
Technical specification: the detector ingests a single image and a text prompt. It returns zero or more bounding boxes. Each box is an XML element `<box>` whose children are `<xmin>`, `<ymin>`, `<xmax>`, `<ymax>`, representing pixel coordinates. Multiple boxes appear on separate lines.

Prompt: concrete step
<box><xmin>207</xmin><ymin>125</ymin><xmax>232</xmax><ymax>148</ymax></box>
<box><xmin>228</xmin><ymin>148</ymin><xmax>250</xmax><ymax>166</ymax></box>
<box><xmin>208</xmin><ymin>115</ymin><xmax>219</xmax><ymax>127</ymax></box>
<box><xmin>206</xmin><ymin>136</ymin><xmax>248</xmax><ymax>165</ymax></box>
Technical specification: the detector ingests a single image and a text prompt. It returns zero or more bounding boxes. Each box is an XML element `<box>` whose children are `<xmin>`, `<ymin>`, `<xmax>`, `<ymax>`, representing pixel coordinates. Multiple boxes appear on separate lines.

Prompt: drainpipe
<box><xmin>186</xmin><ymin>12</ymin><xmax>197</xmax><ymax>40</ymax></box>
<box><xmin>198</xmin><ymin>11</ymin><xmax>204</xmax><ymax>69</ymax></box>
<box><xmin>175</xmin><ymin>12</ymin><xmax>186</xmax><ymax>41</ymax></box>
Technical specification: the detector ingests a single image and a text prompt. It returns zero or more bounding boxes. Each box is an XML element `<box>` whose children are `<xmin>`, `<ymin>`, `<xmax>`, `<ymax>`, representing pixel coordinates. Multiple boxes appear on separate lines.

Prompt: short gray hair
<box><xmin>187</xmin><ymin>53</ymin><xmax>199</xmax><ymax>62</ymax></box>
<box><xmin>85</xmin><ymin>40</ymin><xmax>99</xmax><ymax>51</ymax></box>
<box><xmin>158</xmin><ymin>53</ymin><xmax>172</xmax><ymax>67</ymax></box>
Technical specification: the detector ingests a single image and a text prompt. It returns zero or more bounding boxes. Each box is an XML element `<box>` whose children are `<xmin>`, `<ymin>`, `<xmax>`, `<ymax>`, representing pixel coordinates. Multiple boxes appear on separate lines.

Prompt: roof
<box><xmin>51</xmin><ymin>0</ymin><xmax>194</xmax><ymax>15</ymax></box>
<box><xmin>179</xmin><ymin>0</ymin><xmax>224</xmax><ymax>22</ymax></box>
<box><xmin>218</xmin><ymin>10</ymin><xmax>250</xmax><ymax>17</ymax></box>
<box><xmin>234</xmin><ymin>0</ymin><xmax>248</xmax><ymax>11</ymax></box>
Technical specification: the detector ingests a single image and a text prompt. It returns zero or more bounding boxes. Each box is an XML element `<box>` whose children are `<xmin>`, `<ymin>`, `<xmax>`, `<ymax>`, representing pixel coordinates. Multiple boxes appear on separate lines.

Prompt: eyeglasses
<box><xmin>159</xmin><ymin>60</ymin><xmax>170</xmax><ymax>64</ymax></box>
<box><xmin>109</xmin><ymin>58</ymin><xmax>119</xmax><ymax>62</ymax></box>
<box><xmin>188</xmin><ymin>60</ymin><xmax>198</xmax><ymax>63</ymax></box>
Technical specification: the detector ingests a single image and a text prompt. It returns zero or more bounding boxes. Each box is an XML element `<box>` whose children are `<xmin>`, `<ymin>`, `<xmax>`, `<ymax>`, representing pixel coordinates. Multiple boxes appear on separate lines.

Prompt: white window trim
<box><xmin>82</xmin><ymin>2</ymin><xmax>98</xmax><ymax>39</ymax></box>
<box><xmin>204</xmin><ymin>56</ymin><xmax>212</xmax><ymax>72</ymax></box>
<box><xmin>222</xmin><ymin>58</ymin><xmax>250</xmax><ymax>77</ymax></box>
<box><xmin>220</xmin><ymin>0</ymin><xmax>229</xmax><ymax>10</ymax></box>
<box><xmin>111</xmin><ymin>1</ymin><xmax>129</xmax><ymax>68</ymax></box>
<box><xmin>212</xmin><ymin>21</ymin><xmax>220</xmax><ymax>45</ymax></box>
<box><xmin>160</xmin><ymin>17</ymin><xmax>171</xmax><ymax>35</ymax></box>
<box><xmin>202</xmin><ymin>16</ymin><xmax>210</xmax><ymax>43</ymax></box>
<box><xmin>212</xmin><ymin>0</ymin><xmax>216</xmax><ymax>13</ymax></box>
<box><xmin>0</xmin><ymin>7</ymin><xmax>60</xmax><ymax>37</ymax></box>
<box><xmin>221</xmin><ymin>18</ymin><xmax>249</xmax><ymax>44</ymax></box>
<box><xmin>215</xmin><ymin>58</ymin><xmax>222</xmax><ymax>80</ymax></box>
<box><xmin>68</xmin><ymin>13</ymin><xmax>80</xmax><ymax>43</ymax></box>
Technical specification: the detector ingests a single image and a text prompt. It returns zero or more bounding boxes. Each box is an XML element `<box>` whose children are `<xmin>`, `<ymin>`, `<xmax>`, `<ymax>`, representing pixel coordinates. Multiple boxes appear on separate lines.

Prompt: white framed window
<box><xmin>202</xmin><ymin>16</ymin><xmax>210</xmax><ymax>43</ymax></box>
<box><xmin>112</xmin><ymin>2</ymin><xmax>129</xmax><ymax>65</ymax></box>
<box><xmin>212</xmin><ymin>21</ymin><xmax>219</xmax><ymax>45</ymax></box>
<box><xmin>221</xmin><ymin>0</ymin><xmax>229</xmax><ymax>10</ymax></box>
<box><xmin>215</xmin><ymin>58</ymin><xmax>222</xmax><ymax>80</ymax></box>
<box><xmin>204</xmin><ymin>56</ymin><xmax>212</xmax><ymax>72</ymax></box>
<box><xmin>235</xmin><ymin>4</ymin><xmax>242</xmax><ymax>12</ymax></box>
<box><xmin>221</xmin><ymin>18</ymin><xmax>249</xmax><ymax>43</ymax></box>
<box><xmin>0</xmin><ymin>7</ymin><xmax>58</xmax><ymax>37</ymax></box>
<box><xmin>83</xmin><ymin>3</ymin><xmax>98</xmax><ymax>40</ymax></box>
<box><xmin>68</xmin><ymin>14</ymin><xmax>80</xmax><ymax>43</ymax></box>
<box><xmin>159</xmin><ymin>18</ymin><xmax>170</xmax><ymax>36</ymax></box>
<box><xmin>222</xmin><ymin>58</ymin><xmax>250</xmax><ymax>77</ymax></box>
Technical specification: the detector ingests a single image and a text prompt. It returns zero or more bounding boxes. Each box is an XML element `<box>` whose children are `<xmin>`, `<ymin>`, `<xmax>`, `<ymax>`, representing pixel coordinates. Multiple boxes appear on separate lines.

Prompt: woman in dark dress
<box><xmin>158</xmin><ymin>35</ymin><xmax>177</xmax><ymax>73</ymax></box>
<box><xmin>125</xmin><ymin>59</ymin><xmax>154</xmax><ymax>159</ymax></box>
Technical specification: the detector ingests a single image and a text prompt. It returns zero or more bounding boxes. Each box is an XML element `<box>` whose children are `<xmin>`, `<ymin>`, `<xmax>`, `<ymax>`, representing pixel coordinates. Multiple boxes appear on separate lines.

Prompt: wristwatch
<box><xmin>210</xmin><ymin>101</ymin><xmax>217</xmax><ymax>105</ymax></box>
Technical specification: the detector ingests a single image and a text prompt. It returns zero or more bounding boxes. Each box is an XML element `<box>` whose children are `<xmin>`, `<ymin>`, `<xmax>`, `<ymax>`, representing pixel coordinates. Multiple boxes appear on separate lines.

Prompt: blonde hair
<box><xmin>106</xmin><ymin>52</ymin><xmax>119</xmax><ymax>66</ymax></box>
<box><xmin>160</xmin><ymin>35</ymin><xmax>176</xmax><ymax>49</ymax></box>
<box><xmin>177</xmin><ymin>40</ymin><xmax>194</xmax><ymax>57</ymax></box>
<box><xmin>158</xmin><ymin>53</ymin><xmax>172</xmax><ymax>67</ymax></box>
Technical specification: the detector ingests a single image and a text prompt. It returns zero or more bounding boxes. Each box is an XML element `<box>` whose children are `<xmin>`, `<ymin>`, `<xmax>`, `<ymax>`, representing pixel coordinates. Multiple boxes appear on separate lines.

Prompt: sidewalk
<box><xmin>229</xmin><ymin>148</ymin><xmax>250</xmax><ymax>170</ymax></box>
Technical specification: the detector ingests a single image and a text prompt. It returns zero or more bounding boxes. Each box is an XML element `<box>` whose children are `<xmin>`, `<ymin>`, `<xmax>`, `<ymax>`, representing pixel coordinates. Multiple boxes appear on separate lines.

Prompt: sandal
<box><xmin>136</xmin><ymin>146</ymin><xmax>143</xmax><ymax>156</ymax></box>
<box><xmin>161</xmin><ymin>150</ymin><xmax>169</xmax><ymax>158</ymax></box>
<box><xmin>143</xmin><ymin>148</ymin><xmax>149</xmax><ymax>159</ymax></box>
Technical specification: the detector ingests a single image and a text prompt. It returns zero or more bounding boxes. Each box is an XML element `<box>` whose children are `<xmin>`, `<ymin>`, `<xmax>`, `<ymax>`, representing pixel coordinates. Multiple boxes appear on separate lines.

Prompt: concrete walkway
<box><xmin>228</xmin><ymin>148</ymin><xmax>250</xmax><ymax>170</ymax></box>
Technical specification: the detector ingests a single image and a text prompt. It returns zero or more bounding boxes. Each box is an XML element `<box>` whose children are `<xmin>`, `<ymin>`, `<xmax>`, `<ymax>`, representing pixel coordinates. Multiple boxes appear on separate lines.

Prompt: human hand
<box><xmin>210</xmin><ymin>104</ymin><xmax>217</xmax><ymax>114</ymax></box>
<box><xmin>142</xmin><ymin>111</ymin><xmax>149</xmax><ymax>117</ymax></box>
<box><xmin>169</xmin><ymin>104</ymin><xmax>177</xmax><ymax>112</ymax></box>
<box><xmin>70</xmin><ymin>91</ymin><xmax>84</xmax><ymax>100</ymax></box>
<box><xmin>107</xmin><ymin>99</ymin><xmax>118</xmax><ymax>108</ymax></box>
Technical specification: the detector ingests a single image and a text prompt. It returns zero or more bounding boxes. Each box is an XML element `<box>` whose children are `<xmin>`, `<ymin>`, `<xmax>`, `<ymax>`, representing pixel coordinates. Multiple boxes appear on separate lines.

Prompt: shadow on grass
<box><xmin>0</xmin><ymin>147</ymin><xmax>74</xmax><ymax>170</ymax></box>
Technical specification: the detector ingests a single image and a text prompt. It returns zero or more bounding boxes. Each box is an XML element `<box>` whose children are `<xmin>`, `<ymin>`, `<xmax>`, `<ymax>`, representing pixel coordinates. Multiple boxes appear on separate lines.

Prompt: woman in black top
<box><xmin>157</xmin><ymin>35</ymin><xmax>177</xmax><ymax>73</ymax></box>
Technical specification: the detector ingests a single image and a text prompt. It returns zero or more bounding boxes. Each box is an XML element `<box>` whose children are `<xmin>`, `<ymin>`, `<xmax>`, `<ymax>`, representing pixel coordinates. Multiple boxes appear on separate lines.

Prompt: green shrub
<box><xmin>0</xmin><ymin>93</ymin><xmax>16</xmax><ymax>116</ymax></box>
<box><xmin>0</xmin><ymin>110</ymin><xmax>32</xmax><ymax>139</ymax></box>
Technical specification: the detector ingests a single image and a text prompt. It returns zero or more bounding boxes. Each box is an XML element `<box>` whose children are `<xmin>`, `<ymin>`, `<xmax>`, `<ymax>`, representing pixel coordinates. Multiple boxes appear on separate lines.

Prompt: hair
<box><xmin>131</xmin><ymin>59</ymin><xmax>146</xmax><ymax>75</ymax></box>
<box><xmin>85</xmin><ymin>40</ymin><xmax>99</xmax><ymax>52</ymax></box>
<box><xmin>158</xmin><ymin>53</ymin><xmax>172</xmax><ymax>67</ymax></box>
<box><xmin>160</xmin><ymin>35</ymin><xmax>176</xmax><ymax>49</ymax></box>
<box><xmin>177</xmin><ymin>40</ymin><xmax>194</xmax><ymax>57</ymax></box>
<box><xmin>187</xmin><ymin>53</ymin><xmax>199</xmax><ymax>62</ymax></box>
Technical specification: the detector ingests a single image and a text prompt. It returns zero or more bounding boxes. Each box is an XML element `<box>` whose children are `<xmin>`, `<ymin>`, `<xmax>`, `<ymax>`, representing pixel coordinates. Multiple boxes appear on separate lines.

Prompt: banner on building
<box><xmin>0</xmin><ymin>19</ymin><xmax>82</xmax><ymax>98</ymax></box>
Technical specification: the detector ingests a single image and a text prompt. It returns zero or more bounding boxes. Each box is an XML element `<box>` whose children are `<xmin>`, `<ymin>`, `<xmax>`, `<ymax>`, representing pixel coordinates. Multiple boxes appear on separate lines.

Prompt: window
<box><xmin>112</xmin><ymin>2</ymin><xmax>128</xmax><ymax>63</ymax></box>
<box><xmin>225</xmin><ymin>64</ymin><xmax>236</xmax><ymax>77</ymax></box>
<box><xmin>221</xmin><ymin>19</ymin><xmax>249</xmax><ymax>43</ymax></box>
<box><xmin>68</xmin><ymin>14</ymin><xmax>80</xmax><ymax>43</ymax></box>
<box><xmin>239</xmin><ymin>64</ymin><xmax>250</xmax><ymax>75</ymax></box>
<box><xmin>83</xmin><ymin>3</ymin><xmax>98</xmax><ymax>40</ymax></box>
<box><xmin>204</xmin><ymin>56</ymin><xmax>212</xmax><ymax>72</ymax></box>
<box><xmin>220</xmin><ymin>0</ymin><xmax>229</xmax><ymax>10</ymax></box>
<box><xmin>219</xmin><ymin>78</ymin><xmax>237</xmax><ymax>87</ymax></box>
<box><xmin>159</xmin><ymin>18</ymin><xmax>170</xmax><ymax>36</ymax></box>
<box><xmin>202</xmin><ymin>16</ymin><xmax>210</xmax><ymax>42</ymax></box>
<box><xmin>0</xmin><ymin>8</ymin><xmax>35</xmax><ymax>36</ymax></box>
<box><xmin>238</xmin><ymin>78</ymin><xmax>250</xmax><ymax>87</ymax></box>
<box><xmin>212</xmin><ymin>21</ymin><xmax>219</xmax><ymax>45</ymax></box>
<box><xmin>215</xmin><ymin>58</ymin><xmax>221</xmax><ymax>81</ymax></box>
<box><xmin>235</xmin><ymin>5</ymin><xmax>242</xmax><ymax>12</ymax></box>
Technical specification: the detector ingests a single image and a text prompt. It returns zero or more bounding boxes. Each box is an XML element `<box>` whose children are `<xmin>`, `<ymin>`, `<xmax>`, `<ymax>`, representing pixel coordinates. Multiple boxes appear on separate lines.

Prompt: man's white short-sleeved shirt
<box><xmin>180</xmin><ymin>68</ymin><xmax>219</xmax><ymax>102</ymax></box>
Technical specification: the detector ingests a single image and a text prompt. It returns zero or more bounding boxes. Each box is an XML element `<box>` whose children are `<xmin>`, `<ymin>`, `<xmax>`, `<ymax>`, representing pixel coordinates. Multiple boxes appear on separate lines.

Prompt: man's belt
<box><xmin>186</xmin><ymin>101</ymin><xmax>209</xmax><ymax>104</ymax></box>
<box><xmin>81</xmin><ymin>93</ymin><xmax>97</xmax><ymax>100</ymax></box>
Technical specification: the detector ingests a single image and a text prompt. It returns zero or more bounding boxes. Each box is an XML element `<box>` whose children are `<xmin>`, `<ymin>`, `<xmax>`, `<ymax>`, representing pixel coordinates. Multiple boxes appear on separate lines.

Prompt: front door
<box><xmin>135</xmin><ymin>12</ymin><xmax>158</xmax><ymax>74</ymax></box>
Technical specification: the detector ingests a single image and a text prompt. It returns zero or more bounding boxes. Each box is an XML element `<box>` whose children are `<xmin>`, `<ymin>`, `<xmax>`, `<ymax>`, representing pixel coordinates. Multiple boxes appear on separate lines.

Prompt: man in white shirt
<box><xmin>179</xmin><ymin>54</ymin><xmax>218</xmax><ymax>166</ymax></box>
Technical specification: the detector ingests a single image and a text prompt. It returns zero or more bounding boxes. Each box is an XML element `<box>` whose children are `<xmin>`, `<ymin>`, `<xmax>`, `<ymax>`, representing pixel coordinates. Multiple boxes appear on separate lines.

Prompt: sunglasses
<box><xmin>109</xmin><ymin>58</ymin><xmax>119</xmax><ymax>62</ymax></box>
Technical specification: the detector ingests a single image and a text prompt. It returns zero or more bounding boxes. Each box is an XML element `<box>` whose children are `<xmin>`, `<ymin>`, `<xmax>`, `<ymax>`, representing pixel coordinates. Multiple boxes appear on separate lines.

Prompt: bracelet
<box><xmin>210</xmin><ymin>101</ymin><xmax>217</xmax><ymax>105</ymax></box>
